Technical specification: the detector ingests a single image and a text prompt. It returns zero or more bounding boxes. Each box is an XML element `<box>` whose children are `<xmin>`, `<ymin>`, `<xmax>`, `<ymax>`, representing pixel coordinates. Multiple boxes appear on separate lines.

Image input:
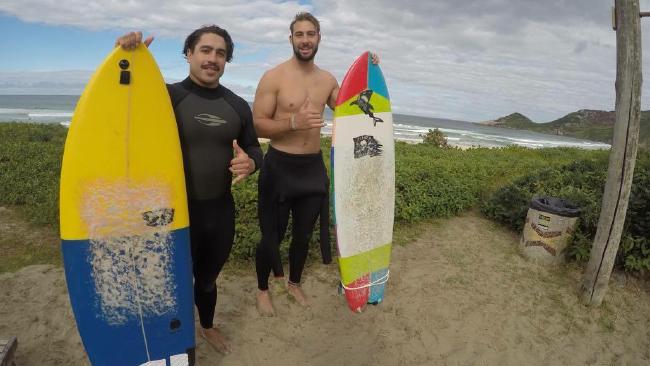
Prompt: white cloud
<box><xmin>0</xmin><ymin>70</ymin><xmax>91</xmax><ymax>94</ymax></box>
<box><xmin>1</xmin><ymin>0</ymin><xmax>649</xmax><ymax>121</ymax></box>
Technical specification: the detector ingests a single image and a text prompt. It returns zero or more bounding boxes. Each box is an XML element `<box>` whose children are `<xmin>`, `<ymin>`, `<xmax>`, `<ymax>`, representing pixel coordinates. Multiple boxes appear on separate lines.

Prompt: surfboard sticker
<box><xmin>353</xmin><ymin>135</ymin><xmax>383</xmax><ymax>158</ymax></box>
<box><xmin>332</xmin><ymin>51</ymin><xmax>394</xmax><ymax>312</ymax></box>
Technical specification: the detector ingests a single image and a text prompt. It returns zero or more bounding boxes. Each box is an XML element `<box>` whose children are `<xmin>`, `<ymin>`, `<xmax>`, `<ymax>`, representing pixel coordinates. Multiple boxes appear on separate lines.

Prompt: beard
<box><xmin>293</xmin><ymin>43</ymin><xmax>319</xmax><ymax>62</ymax></box>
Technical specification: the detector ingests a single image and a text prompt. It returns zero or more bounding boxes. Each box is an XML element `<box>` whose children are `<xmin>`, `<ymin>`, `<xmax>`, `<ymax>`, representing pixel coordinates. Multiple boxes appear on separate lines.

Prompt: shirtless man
<box><xmin>253</xmin><ymin>12</ymin><xmax>378</xmax><ymax>315</ymax></box>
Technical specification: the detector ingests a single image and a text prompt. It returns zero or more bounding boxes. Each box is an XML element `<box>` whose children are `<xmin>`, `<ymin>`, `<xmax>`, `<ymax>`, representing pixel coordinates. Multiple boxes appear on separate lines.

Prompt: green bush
<box><xmin>481</xmin><ymin>152</ymin><xmax>650</xmax><ymax>271</ymax></box>
<box><xmin>394</xmin><ymin>143</ymin><xmax>605</xmax><ymax>223</ymax></box>
<box><xmin>0</xmin><ymin>123</ymin><xmax>67</xmax><ymax>225</ymax></box>
<box><xmin>620</xmin><ymin>153</ymin><xmax>650</xmax><ymax>271</ymax></box>
<box><xmin>421</xmin><ymin>128</ymin><xmax>449</xmax><ymax>148</ymax></box>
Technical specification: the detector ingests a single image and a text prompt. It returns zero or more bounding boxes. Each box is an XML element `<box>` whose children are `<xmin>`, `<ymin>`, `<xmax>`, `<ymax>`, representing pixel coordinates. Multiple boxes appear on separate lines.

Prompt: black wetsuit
<box><xmin>255</xmin><ymin>145</ymin><xmax>332</xmax><ymax>291</ymax></box>
<box><xmin>168</xmin><ymin>77</ymin><xmax>263</xmax><ymax>329</ymax></box>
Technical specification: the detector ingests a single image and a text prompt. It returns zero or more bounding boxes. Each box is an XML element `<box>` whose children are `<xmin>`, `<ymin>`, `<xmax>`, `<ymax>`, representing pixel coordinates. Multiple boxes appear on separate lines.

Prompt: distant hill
<box><xmin>482</xmin><ymin>109</ymin><xmax>650</xmax><ymax>150</ymax></box>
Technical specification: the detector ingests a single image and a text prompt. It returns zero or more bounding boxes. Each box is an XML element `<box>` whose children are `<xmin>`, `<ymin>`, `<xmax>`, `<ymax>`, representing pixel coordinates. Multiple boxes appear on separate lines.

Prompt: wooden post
<box><xmin>580</xmin><ymin>0</ymin><xmax>642</xmax><ymax>306</ymax></box>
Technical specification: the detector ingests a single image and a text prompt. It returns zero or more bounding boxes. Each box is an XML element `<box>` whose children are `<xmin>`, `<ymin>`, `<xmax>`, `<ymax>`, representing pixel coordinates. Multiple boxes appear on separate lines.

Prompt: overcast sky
<box><xmin>1</xmin><ymin>0</ymin><xmax>650</xmax><ymax>122</ymax></box>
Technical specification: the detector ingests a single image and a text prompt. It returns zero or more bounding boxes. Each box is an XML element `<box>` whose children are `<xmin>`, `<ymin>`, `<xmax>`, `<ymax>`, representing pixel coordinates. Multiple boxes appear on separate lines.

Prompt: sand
<box><xmin>1</xmin><ymin>211</ymin><xmax>649</xmax><ymax>366</ymax></box>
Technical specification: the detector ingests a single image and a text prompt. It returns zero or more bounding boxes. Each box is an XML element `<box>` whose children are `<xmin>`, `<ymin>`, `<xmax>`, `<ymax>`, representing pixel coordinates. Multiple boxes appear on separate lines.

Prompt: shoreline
<box><xmin>0</xmin><ymin>118</ymin><xmax>612</xmax><ymax>150</ymax></box>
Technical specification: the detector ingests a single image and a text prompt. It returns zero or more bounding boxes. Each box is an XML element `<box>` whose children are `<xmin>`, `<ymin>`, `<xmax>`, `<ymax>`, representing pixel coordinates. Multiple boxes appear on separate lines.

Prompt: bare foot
<box><xmin>200</xmin><ymin>327</ymin><xmax>232</xmax><ymax>354</ymax></box>
<box><xmin>256</xmin><ymin>290</ymin><xmax>275</xmax><ymax>316</ymax></box>
<box><xmin>287</xmin><ymin>282</ymin><xmax>310</xmax><ymax>306</ymax></box>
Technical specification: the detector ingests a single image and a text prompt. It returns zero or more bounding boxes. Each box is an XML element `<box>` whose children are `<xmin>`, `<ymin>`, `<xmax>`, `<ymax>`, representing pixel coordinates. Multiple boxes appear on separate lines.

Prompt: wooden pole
<box><xmin>580</xmin><ymin>0</ymin><xmax>642</xmax><ymax>306</ymax></box>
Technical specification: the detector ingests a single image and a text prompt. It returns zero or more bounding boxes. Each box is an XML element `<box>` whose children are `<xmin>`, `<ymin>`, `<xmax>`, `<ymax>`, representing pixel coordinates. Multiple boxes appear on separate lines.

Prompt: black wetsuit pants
<box><xmin>188</xmin><ymin>193</ymin><xmax>235</xmax><ymax>329</ymax></box>
<box><xmin>255</xmin><ymin>146</ymin><xmax>328</xmax><ymax>291</ymax></box>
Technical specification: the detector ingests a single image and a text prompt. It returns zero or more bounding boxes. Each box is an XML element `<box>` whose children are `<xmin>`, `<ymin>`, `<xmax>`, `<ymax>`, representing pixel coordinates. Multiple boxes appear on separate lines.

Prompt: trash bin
<box><xmin>520</xmin><ymin>196</ymin><xmax>580</xmax><ymax>264</ymax></box>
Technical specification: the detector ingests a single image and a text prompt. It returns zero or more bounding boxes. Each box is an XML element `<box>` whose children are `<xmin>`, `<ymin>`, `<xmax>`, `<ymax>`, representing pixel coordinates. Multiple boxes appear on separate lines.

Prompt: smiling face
<box><xmin>186</xmin><ymin>33</ymin><xmax>228</xmax><ymax>88</ymax></box>
<box><xmin>290</xmin><ymin>20</ymin><xmax>320</xmax><ymax>62</ymax></box>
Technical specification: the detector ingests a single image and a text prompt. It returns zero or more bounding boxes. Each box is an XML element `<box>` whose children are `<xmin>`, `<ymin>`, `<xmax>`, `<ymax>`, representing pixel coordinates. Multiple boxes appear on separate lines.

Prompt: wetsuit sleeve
<box><xmin>239</xmin><ymin>110</ymin><xmax>263</xmax><ymax>172</ymax></box>
<box><xmin>233</xmin><ymin>98</ymin><xmax>263</xmax><ymax>173</ymax></box>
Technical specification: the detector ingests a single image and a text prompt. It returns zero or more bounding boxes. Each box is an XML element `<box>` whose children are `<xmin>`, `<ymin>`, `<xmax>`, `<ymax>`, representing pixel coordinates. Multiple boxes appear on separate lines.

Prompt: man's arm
<box><xmin>252</xmin><ymin>71</ymin><xmax>285</xmax><ymax>139</ymax></box>
<box><xmin>236</xmin><ymin>101</ymin><xmax>263</xmax><ymax>173</ymax></box>
<box><xmin>327</xmin><ymin>84</ymin><xmax>340</xmax><ymax>111</ymax></box>
<box><xmin>253</xmin><ymin>71</ymin><xmax>326</xmax><ymax>139</ymax></box>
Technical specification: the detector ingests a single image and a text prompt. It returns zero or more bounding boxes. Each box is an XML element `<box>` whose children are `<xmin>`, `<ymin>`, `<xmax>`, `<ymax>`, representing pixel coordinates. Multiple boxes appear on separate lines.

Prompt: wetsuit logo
<box><xmin>350</xmin><ymin>89</ymin><xmax>384</xmax><ymax>126</ymax></box>
<box><xmin>353</xmin><ymin>135</ymin><xmax>383</xmax><ymax>158</ymax></box>
<box><xmin>194</xmin><ymin>113</ymin><xmax>227</xmax><ymax>127</ymax></box>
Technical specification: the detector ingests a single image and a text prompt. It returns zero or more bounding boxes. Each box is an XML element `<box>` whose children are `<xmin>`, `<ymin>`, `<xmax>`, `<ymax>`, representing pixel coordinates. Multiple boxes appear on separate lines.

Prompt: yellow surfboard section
<box><xmin>338</xmin><ymin>242</ymin><xmax>392</xmax><ymax>285</ymax></box>
<box><xmin>60</xmin><ymin>45</ymin><xmax>188</xmax><ymax>240</ymax></box>
<box><xmin>333</xmin><ymin>93</ymin><xmax>391</xmax><ymax>119</ymax></box>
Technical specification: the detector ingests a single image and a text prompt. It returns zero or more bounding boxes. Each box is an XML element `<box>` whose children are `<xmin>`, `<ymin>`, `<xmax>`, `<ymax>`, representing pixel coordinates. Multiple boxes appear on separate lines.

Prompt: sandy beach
<box><xmin>1</xmin><ymin>211</ymin><xmax>649</xmax><ymax>366</ymax></box>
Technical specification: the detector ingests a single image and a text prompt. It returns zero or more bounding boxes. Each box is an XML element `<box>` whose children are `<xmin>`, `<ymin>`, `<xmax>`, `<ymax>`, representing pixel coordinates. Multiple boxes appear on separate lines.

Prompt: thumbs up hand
<box><xmin>230</xmin><ymin>140</ymin><xmax>255</xmax><ymax>184</ymax></box>
<box><xmin>291</xmin><ymin>96</ymin><xmax>326</xmax><ymax>131</ymax></box>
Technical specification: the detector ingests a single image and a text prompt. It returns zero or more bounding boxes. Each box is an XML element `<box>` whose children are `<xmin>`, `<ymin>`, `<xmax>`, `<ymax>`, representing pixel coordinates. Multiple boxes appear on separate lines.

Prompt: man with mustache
<box><xmin>115</xmin><ymin>25</ymin><xmax>263</xmax><ymax>354</ymax></box>
<box><xmin>253</xmin><ymin>12</ymin><xmax>378</xmax><ymax>315</ymax></box>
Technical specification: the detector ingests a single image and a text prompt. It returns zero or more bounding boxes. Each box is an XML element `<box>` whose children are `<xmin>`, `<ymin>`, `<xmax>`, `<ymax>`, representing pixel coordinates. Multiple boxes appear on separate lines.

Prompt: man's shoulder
<box><xmin>316</xmin><ymin>67</ymin><xmax>337</xmax><ymax>82</ymax></box>
<box><xmin>263</xmin><ymin>62</ymin><xmax>290</xmax><ymax>78</ymax></box>
<box><xmin>166</xmin><ymin>81</ymin><xmax>185</xmax><ymax>92</ymax></box>
<box><xmin>220</xmin><ymin>85</ymin><xmax>251</xmax><ymax>111</ymax></box>
<box><xmin>166</xmin><ymin>81</ymin><xmax>191</xmax><ymax>107</ymax></box>
<box><xmin>257</xmin><ymin>63</ymin><xmax>287</xmax><ymax>91</ymax></box>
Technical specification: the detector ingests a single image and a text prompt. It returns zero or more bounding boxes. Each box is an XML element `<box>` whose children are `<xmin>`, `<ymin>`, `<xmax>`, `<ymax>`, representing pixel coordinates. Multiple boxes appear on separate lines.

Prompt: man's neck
<box><xmin>290</xmin><ymin>57</ymin><xmax>317</xmax><ymax>72</ymax></box>
<box><xmin>189</xmin><ymin>74</ymin><xmax>219</xmax><ymax>89</ymax></box>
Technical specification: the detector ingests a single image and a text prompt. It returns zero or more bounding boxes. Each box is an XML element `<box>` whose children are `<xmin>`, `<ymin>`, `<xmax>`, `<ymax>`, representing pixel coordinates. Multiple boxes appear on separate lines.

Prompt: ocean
<box><xmin>0</xmin><ymin>95</ymin><xmax>611</xmax><ymax>150</ymax></box>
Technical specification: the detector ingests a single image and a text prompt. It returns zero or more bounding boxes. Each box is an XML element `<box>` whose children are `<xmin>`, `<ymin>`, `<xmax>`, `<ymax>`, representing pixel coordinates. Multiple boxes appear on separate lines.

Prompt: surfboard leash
<box><xmin>339</xmin><ymin>269</ymin><xmax>390</xmax><ymax>291</ymax></box>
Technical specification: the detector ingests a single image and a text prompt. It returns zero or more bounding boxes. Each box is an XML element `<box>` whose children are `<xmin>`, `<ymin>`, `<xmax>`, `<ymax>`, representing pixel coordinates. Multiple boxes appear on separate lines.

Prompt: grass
<box><xmin>0</xmin><ymin>206</ymin><xmax>61</xmax><ymax>273</ymax></box>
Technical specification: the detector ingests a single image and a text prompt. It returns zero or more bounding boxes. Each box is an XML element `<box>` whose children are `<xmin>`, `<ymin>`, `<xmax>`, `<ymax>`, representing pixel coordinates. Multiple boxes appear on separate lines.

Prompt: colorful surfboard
<box><xmin>60</xmin><ymin>45</ymin><xmax>195</xmax><ymax>366</ymax></box>
<box><xmin>332</xmin><ymin>52</ymin><xmax>395</xmax><ymax>313</ymax></box>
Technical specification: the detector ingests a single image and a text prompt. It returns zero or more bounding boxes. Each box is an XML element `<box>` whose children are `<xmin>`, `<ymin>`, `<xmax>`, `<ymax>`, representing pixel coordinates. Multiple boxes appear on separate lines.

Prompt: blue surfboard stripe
<box><xmin>368</xmin><ymin>268</ymin><xmax>389</xmax><ymax>304</ymax></box>
<box><xmin>368</xmin><ymin>57</ymin><xmax>389</xmax><ymax>100</ymax></box>
<box><xmin>62</xmin><ymin>227</ymin><xmax>194</xmax><ymax>366</ymax></box>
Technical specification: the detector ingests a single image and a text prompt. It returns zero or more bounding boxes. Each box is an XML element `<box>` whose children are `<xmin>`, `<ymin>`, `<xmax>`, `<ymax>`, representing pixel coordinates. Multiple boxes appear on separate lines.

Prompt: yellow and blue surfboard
<box><xmin>332</xmin><ymin>52</ymin><xmax>394</xmax><ymax>313</ymax></box>
<box><xmin>60</xmin><ymin>45</ymin><xmax>194</xmax><ymax>365</ymax></box>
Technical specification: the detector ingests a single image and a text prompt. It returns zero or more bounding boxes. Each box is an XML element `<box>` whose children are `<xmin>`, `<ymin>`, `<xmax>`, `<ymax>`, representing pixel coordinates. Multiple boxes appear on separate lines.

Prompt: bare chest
<box><xmin>276</xmin><ymin>74</ymin><xmax>333</xmax><ymax>113</ymax></box>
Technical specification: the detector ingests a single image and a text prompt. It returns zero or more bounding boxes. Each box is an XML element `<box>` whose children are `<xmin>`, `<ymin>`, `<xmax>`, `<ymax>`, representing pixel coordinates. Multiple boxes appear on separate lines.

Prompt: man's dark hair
<box><xmin>290</xmin><ymin>12</ymin><xmax>320</xmax><ymax>34</ymax></box>
<box><xmin>183</xmin><ymin>25</ymin><xmax>234</xmax><ymax>62</ymax></box>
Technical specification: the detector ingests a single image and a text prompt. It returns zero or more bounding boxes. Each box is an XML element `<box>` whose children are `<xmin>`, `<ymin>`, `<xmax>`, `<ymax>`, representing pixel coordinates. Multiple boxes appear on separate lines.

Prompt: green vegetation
<box><xmin>1</xmin><ymin>122</ymin><xmax>648</xmax><ymax>274</ymax></box>
<box><xmin>488</xmin><ymin>112</ymin><xmax>537</xmax><ymax>129</ymax></box>
<box><xmin>421</xmin><ymin>128</ymin><xmax>449</xmax><ymax>148</ymax></box>
<box><xmin>0</xmin><ymin>123</ymin><xmax>67</xmax><ymax>272</ymax></box>
<box><xmin>393</xmin><ymin>143</ymin><xmax>606</xmax><ymax>222</ymax></box>
<box><xmin>0</xmin><ymin>123</ymin><xmax>66</xmax><ymax>225</ymax></box>
<box><xmin>482</xmin><ymin>153</ymin><xmax>650</xmax><ymax>271</ymax></box>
